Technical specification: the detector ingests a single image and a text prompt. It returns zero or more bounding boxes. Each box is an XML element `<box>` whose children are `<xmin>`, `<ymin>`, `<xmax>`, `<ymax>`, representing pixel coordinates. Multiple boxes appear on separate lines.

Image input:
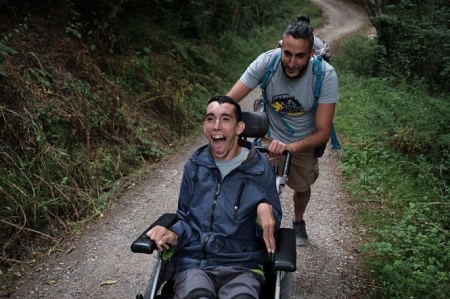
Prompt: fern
<box><xmin>0</xmin><ymin>42</ymin><xmax>17</xmax><ymax>77</ymax></box>
<box><xmin>0</xmin><ymin>41</ymin><xmax>17</xmax><ymax>56</ymax></box>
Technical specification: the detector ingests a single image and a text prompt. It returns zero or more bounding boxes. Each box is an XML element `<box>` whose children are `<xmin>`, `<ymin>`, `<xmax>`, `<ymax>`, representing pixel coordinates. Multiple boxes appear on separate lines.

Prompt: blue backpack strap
<box><xmin>312</xmin><ymin>55</ymin><xmax>341</xmax><ymax>150</ymax></box>
<box><xmin>260</xmin><ymin>48</ymin><xmax>282</xmax><ymax>90</ymax></box>
<box><xmin>312</xmin><ymin>55</ymin><xmax>323</xmax><ymax>113</ymax></box>
<box><xmin>253</xmin><ymin>49</ymin><xmax>282</xmax><ymax>145</ymax></box>
<box><xmin>330</xmin><ymin>124</ymin><xmax>341</xmax><ymax>149</ymax></box>
<box><xmin>258</xmin><ymin>48</ymin><xmax>295</xmax><ymax>136</ymax></box>
<box><xmin>260</xmin><ymin>48</ymin><xmax>282</xmax><ymax>109</ymax></box>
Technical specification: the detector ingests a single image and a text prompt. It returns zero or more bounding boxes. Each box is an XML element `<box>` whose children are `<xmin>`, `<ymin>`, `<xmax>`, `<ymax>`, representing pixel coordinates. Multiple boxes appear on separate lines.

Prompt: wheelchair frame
<box><xmin>131</xmin><ymin>111</ymin><xmax>296</xmax><ymax>299</ymax></box>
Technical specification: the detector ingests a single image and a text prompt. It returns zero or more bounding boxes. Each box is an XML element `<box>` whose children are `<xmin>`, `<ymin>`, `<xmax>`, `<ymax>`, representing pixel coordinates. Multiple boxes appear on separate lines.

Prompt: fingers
<box><xmin>263</xmin><ymin>224</ymin><xmax>276</xmax><ymax>254</ymax></box>
<box><xmin>146</xmin><ymin>226</ymin><xmax>177</xmax><ymax>251</ymax></box>
<box><xmin>268</xmin><ymin>140</ymin><xmax>288</xmax><ymax>157</ymax></box>
<box><xmin>257</xmin><ymin>203</ymin><xmax>276</xmax><ymax>253</ymax></box>
<box><xmin>157</xmin><ymin>235</ymin><xmax>175</xmax><ymax>250</ymax></box>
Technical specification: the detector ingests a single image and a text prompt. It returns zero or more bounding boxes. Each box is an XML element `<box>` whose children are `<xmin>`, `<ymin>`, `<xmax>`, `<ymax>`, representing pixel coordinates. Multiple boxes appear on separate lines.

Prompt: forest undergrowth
<box><xmin>0</xmin><ymin>0</ymin><xmax>321</xmax><ymax>290</ymax></box>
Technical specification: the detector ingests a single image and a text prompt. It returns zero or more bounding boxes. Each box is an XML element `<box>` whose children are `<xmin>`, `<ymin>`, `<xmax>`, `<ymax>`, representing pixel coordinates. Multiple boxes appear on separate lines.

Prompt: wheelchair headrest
<box><xmin>240</xmin><ymin>111</ymin><xmax>269</xmax><ymax>138</ymax></box>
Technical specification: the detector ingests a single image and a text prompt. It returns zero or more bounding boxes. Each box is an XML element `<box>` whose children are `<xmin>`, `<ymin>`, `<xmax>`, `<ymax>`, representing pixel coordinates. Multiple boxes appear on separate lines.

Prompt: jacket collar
<box><xmin>191</xmin><ymin>139</ymin><xmax>264</xmax><ymax>174</ymax></box>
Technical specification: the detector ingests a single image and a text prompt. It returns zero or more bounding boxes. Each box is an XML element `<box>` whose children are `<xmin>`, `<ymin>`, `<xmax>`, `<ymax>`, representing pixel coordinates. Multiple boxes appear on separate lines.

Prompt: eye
<box><xmin>205</xmin><ymin>116</ymin><xmax>215</xmax><ymax>122</ymax></box>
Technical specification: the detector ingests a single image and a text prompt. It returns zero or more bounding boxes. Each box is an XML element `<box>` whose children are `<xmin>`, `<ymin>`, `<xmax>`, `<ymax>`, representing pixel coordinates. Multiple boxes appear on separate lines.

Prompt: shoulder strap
<box><xmin>311</xmin><ymin>55</ymin><xmax>341</xmax><ymax>150</ymax></box>
<box><xmin>253</xmin><ymin>49</ymin><xmax>282</xmax><ymax>145</ymax></box>
<box><xmin>311</xmin><ymin>55</ymin><xmax>323</xmax><ymax>113</ymax></box>
<box><xmin>258</xmin><ymin>48</ymin><xmax>294</xmax><ymax>135</ymax></box>
<box><xmin>330</xmin><ymin>124</ymin><xmax>341</xmax><ymax>149</ymax></box>
<box><xmin>260</xmin><ymin>48</ymin><xmax>282</xmax><ymax>91</ymax></box>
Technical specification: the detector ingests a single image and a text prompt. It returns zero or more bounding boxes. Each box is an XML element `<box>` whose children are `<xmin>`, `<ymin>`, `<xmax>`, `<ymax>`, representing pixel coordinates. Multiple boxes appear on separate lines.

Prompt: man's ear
<box><xmin>236</xmin><ymin>121</ymin><xmax>245</xmax><ymax>135</ymax></box>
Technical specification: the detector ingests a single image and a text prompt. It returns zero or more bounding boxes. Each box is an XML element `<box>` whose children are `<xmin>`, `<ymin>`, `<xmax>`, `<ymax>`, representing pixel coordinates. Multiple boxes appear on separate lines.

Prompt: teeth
<box><xmin>212</xmin><ymin>135</ymin><xmax>224</xmax><ymax>139</ymax></box>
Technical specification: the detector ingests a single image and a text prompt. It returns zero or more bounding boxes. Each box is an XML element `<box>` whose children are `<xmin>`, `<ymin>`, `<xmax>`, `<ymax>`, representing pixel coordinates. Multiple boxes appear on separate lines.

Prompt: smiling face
<box><xmin>281</xmin><ymin>35</ymin><xmax>314</xmax><ymax>78</ymax></box>
<box><xmin>204</xmin><ymin>101</ymin><xmax>245</xmax><ymax>161</ymax></box>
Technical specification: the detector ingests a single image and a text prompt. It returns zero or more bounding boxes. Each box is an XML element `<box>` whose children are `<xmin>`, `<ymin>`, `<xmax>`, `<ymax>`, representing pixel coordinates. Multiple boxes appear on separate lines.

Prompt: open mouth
<box><xmin>212</xmin><ymin>134</ymin><xmax>226</xmax><ymax>152</ymax></box>
<box><xmin>212</xmin><ymin>134</ymin><xmax>226</xmax><ymax>143</ymax></box>
<box><xmin>286</xmin><ymin>67</ymin><xmax>298</xmax><ymax>74</ymax></box>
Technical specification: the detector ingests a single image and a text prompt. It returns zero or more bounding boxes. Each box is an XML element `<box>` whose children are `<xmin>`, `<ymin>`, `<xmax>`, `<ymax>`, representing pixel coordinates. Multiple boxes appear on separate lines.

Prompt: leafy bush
<box><xmin>333</xmin><ymin>32</ymin><xmax>377</xmax><ymax>77</ymax></box>
<box><xmin>366</xmin><ymin>203</ymin><xmax>450</xmax><ymax>298</ymax></box>
<box><xmin>0</xmin><ymin>7</ymin><xmax>209</xmax><ymax>268</ymax></box>
<box><xmin>335</xmin><ymin>34</ymin><xmax>450</xmax><ymax>297</ymax></box>
<box><xmin>360</xmin><ymin>0</ymin><xmax>450</xmax><ymax>95</ymax></box>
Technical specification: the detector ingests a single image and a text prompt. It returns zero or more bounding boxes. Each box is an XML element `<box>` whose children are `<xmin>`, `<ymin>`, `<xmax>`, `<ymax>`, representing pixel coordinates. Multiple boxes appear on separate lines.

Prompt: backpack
<box><xmin>253</xmin><ymin>37</ymin><xmax>340</xmax><ymax>156</ymax></box>
<box><xmin>313</xmin><ymin>36</ymin><xmax>331</xmax><ymax>62</ymax></box>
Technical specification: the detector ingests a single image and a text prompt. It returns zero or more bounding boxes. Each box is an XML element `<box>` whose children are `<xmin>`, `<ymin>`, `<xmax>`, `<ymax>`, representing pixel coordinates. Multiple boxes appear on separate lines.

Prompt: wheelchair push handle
<box><xmin>254</xmin><ymin>146</ymin><xmax>292</xmax><ymax>179</ymax></box>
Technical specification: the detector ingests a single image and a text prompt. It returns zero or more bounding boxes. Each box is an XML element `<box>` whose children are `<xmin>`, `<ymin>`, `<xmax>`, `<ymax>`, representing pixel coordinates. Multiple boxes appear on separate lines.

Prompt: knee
<box><xmin>185</xmin><ymin>288</ymin><xmax>215</xmax><ymax>299</ymax></box>
<box><xmin>294</xmin><ymin>189</ymin><xmax>310</xmax><ymax>197</ymax></box>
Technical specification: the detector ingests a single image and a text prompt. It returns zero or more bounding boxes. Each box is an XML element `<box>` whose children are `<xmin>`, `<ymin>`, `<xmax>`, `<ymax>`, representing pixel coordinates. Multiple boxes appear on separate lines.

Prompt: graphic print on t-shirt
<box><xmin>270</xmin><ymin>93</ymin><xmax>304</xmax><ymax>116</ymax></box>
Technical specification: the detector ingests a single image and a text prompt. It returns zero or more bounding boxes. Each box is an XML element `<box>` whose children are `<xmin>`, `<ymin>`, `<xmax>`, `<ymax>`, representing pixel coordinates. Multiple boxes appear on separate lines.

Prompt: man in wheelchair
<box><xmin>145</xmin><ymin>95</ymin><xmax>282</xmax><ymax>299</ymax></box>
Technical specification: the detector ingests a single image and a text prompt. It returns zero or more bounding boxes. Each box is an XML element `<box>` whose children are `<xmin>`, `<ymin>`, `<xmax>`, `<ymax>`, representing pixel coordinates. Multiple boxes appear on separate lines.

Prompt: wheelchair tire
<box><xmin>143</xmin><ymin>263</ymin><xmax>159</xmax><ymax>299</ymax></box>
<box><xmin>260</xmin><ymin>269</ymin><xmax>292</xmax><ymax>299</ymax></box>
<box><xmin>279</xmin><ymin>271</ymin><xmax>292</xmax><ymax>299</ymax></box>
<box><xmin>144</xmin><ymin>259</ymin><xmax>175</xmax><ymax>299</ymax></box>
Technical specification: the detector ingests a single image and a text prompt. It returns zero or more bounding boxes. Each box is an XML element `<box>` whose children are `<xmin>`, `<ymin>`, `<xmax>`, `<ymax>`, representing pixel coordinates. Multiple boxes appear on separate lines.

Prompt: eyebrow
<box><xmin>283</xmin><ymin>49</ymin><xmax>307</xmax><ymax>56</ymax></box>
<box><xmin>205</xmin><ymin>112</ymin><xmax>234</xmax><ymax>118</ymax></box>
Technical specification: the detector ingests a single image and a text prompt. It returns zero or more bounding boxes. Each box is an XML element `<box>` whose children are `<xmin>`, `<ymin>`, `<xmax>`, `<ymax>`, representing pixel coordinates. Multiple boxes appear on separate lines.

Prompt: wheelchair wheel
<box><xmin>143</xmin><ymin>259</ymin><xmax>175</xmax><ymax>299</ymax></box>
<box><xmin>279</xmin><ymin>271</ymin><xmax>292</xmax><ymax>299</ymax></box>
<box><xmin>261</xmin><ymin>269</ymin><xmax>292</xmax><ymax>299</ymax></box>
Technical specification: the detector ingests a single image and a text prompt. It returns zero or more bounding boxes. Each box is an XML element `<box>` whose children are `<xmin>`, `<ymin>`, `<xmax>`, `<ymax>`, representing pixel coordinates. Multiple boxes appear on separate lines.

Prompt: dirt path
<box><xmin>9</xmin><ymin>1</ymin><xmax>372</xmax><ymax>298</ymax></box>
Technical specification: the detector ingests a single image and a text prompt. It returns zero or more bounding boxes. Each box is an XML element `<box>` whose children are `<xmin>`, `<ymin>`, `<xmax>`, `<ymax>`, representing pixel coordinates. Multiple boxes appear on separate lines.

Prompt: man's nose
<box><xmin>288</xmin><ymin>57</ymin><xmax>296</xmax><ymax>67</ymax></box>
<box><xmin>213</xmin><ymin>119</ymin><xmax>221</xmax><ymax>129</ymax></box>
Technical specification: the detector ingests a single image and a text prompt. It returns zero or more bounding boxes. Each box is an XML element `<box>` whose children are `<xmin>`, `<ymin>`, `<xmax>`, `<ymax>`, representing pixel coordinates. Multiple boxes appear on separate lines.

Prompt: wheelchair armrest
<box><xmin>273</xmin><ymin>228</ymin><xmax>296</xmax><ymax>272</ymax></box>
<box><xmin>131</xmin><ymin>213</ymin><xmax>177</xmax><ymax>254</ymax></box>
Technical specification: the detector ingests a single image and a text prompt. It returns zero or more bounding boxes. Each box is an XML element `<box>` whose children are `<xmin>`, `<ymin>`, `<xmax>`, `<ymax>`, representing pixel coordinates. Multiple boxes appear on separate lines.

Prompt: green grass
<box><xmin>333</xmin><ymin>33</ymin><xmax>450</xmax><ymax>298</ymax></box>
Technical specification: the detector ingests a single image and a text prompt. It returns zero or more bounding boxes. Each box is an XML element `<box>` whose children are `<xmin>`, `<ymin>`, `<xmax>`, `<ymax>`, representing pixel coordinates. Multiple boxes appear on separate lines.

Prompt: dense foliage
<box><xmin>335</xmin><ymin>33</ymin><xmax>449</xmax><ymax>298</ymax></box>
<box><xmin>355</xmin><ymin>0</ymin><xmax>450</xmax><ymax>94</ymax></box>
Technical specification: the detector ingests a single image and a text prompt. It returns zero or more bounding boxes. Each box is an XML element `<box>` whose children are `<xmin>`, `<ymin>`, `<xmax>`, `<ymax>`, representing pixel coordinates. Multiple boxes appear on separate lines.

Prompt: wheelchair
<box><xmin>131</xmin><ymin>111</ymin><xmax>296</xmax><ymax>299</ymax></box>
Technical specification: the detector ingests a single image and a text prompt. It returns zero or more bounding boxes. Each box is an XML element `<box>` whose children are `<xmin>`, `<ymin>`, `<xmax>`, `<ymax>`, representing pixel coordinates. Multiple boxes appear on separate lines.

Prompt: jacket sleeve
<box><xmin>255</xmin><ymin>157</ymin><xmax>283</xmax><ymax>236</ymax></box>
<box><xmin>169</xmin><ymin>161</ymin><xmax>195</xmax><ymax>248</ymax></box>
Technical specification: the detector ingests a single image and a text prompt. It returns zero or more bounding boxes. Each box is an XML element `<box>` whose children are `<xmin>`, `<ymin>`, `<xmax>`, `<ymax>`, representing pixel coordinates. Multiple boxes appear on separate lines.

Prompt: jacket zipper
<box><xmin>199</xmin><ymin>179</ymin><xmax>221</xmax><ymax>267</ymax></box>
<box><xmin>234</xmin><ymin>181</ymin><xmax>246</xmax><ymax>219</ymax></box>
<box><xmin>210</xmin><ymin>182</ymin><xmax>221</xmax><ymax>231</ymax></box>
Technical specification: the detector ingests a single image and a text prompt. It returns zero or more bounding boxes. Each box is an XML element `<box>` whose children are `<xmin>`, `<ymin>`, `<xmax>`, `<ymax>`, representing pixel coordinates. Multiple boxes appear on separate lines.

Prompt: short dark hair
<box><xmin>284</xmin><ymin>14</ymin><xmax>314</xmax><ymax>49</ymax></box>
<box><xmin>207</xmin><ymin>95</ymin><xmax>242</xmax><ymax>122</ymax></box>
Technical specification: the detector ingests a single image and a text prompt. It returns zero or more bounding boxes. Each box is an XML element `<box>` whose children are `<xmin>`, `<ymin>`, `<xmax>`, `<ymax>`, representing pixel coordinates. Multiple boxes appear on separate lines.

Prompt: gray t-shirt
<box><xmin>215</xmin><ymin>147</ymin><xmax>250</xmax><ymax>179</ymax></box>
<box><xmin>240</xmin><ymin>49</ymin><xmax>339</xmax><ymax>143</ymax></box>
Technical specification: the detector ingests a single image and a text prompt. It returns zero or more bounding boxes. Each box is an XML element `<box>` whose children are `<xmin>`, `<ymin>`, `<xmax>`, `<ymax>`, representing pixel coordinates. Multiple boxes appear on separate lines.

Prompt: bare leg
<box><xmin>293</xmin><ymin>189</ymin><xmax>310</xmax><ymax>221</ymax></box>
